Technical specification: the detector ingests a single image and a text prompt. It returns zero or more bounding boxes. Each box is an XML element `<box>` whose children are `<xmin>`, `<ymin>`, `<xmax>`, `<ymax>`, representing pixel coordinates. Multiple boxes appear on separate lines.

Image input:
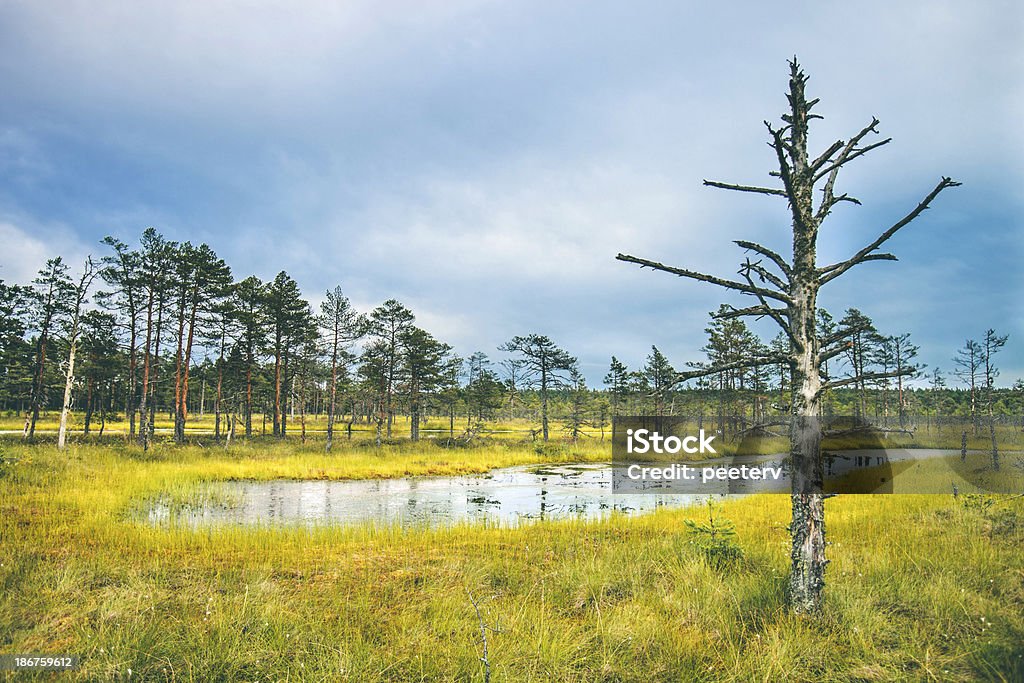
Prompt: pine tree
<box><xmin>564</xmin><ymin>365</ymin><xmax>589</xmax><ymax>444</ymax></box>
<box><xmin>366</xmin><ymin>300</ymin><xmax>415</xmax><ymax>439</ymax></box>
<box><xmin>928</xmin><ymin>367</ymin><xmax>947</xmax><ymax>427</ymax></box>
<box><xmin>317</xmin><ymin>286</ymin><xmax>363</xmax><ymax>452</ymax></box>
<box><xmin>265</xmin><ymin>272</ymin><xmax>313</xmax><ymax>437</ymax></box>
<box><xmin>980</xmin><ymin>329</ymin><xmax>1008</xmax><ymax>469</ymax></box>
<box><xmin>837</xmin><ymin>308</ymin><xmax>878</xmax><ymax>421</ymax></box>
<box><xmin>400</xmin><ymin>327</ymin><xmax>453</xmax><ymax>441</ymax></box>
<box><xmin>499</xmin><ymin>335</ymin><xmax>576</xmax><ymax>441</ymax></box>
<box><xmin>231</xmin><ymin>275</ymin><xmax>268</xmax><ymax>437</ymax></box>
<box><xmin>886</xmin><ymin>333</ymin><xmax>922</xmax><ymax>429</ymax></box>
<box><xmin>642</xmin><ymin>346</ymin><xmax>676</xmax><ymax>415</ymax></box>
<box><xmin>171</xmin><ymin>244</ymin><xmax>232</xmax><ymax>443</ymax></box>
<box><xmin>603</xmin><ymin>356</ymin><xmax>630</xmax><ymax>416</ymax></box>
<box><xmin>98</xmin><ymin>236</ymin><xmax>144</xmax><ymax>439</ymax></box>
<box><xmin>953</xmin><ymin>338</ymin><xmax>983</xmax><ymax>435</ymax></box>
<box><xmin>0</xmin><ymin>280</ymin><xmax>32</xmax><ymax>411</ymax></box>
<box><xmin>23</xmin><ymin>257</ymin><xmax>72</xmax><ymax>441</ymax></box>
<box><xmin>135</xmin><ymin>229</ymin><xmax>177</xmax><ymax>449</ymax></box>
<box><xmin>464</xmin><ymin>352</ymin><xmax>504</xmax><ymax>428</ymax></box>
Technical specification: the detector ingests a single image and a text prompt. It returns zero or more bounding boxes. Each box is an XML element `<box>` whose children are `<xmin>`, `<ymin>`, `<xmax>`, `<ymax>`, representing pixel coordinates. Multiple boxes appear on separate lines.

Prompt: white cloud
<box><xmin>0</xmin><ymin>221</ymin><xmax>91</xmax><ymax>284</ymax></box>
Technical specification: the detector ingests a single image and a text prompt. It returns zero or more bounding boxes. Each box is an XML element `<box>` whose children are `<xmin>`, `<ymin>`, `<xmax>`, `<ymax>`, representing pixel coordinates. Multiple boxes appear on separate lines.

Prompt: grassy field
<box><xmin>2</xmin><ymin>437</ymin><xmax>1023</xmax><ymax>681</ymax></box>
<box><xmin>0</xmin><ymin>412</ymin><xmax>587</xmax><ymax>439</ymax></box>
<box><xmin>5</xmin><ymin>409</ymin><xmax>1022</xmax><ymax>454</ymax></box>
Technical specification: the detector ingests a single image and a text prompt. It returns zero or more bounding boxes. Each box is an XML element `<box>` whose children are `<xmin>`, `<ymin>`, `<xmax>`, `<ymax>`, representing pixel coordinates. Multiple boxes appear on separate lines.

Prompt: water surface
<box><xmin>144</xmin><ymin>449</ymin><xmax>1006</xmax><ymax>529</ymax></box>
<box><xmin>146</xmin><ymin>463</ymin><xmax>706</xmax><ymax>528</ymax></box>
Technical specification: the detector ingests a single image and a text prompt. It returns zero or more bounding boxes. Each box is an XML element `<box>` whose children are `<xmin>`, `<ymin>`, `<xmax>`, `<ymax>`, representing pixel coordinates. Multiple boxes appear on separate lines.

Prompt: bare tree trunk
<box><xmin>274</xmin><ymin>341</ymin><xmax>282</xmax><ymax>436</ymax></box>
<box><xmin>99</xmin><ymin>384</ymin><xmax>108</xmax><ymax>436</ymax></box>
<box><xmin>57</xmin><ymin>340</ymin><xmax>78</xmax><ymax>450</ymax></box>
<box><xmin>245</xmin><ymin>364</ymin><xmax>253</xmax><ymax>437</ymax></box>
<box><xmin>172</xmin><ymin>292</ymin><xmax>187</xmax><ymax>444</ymax></box>
<box><xmin>410</xmin><ymin>395</ymin><xmax>420</xmax><ymax>441</ymax></box>
<box><xmin>990</xmin><ymin>419</ymin><xmax>999</xmax><ymax>471</ymax></box>
<box><xmin>788</xmin><ymin>275</ymin><xmax>825</xmax><ymax>612</ymax></box>
<box><xmin>326</xmin><ymin>344</ymin><xmax>337</xmax><ymax>451</ymax></box>
<box><xmin>83</xmin><ymin>378</ymin><xmax>94</xmax><ymax>436</ymax></box>
<box><xmin>784</xmin><ymin>93</ymin><xmax>828</xmax><ymax>610</ymax></box>
<box><xmin>214</xmin><ymin>363</ymin><xmax>223</xmax><ymax>441</ymax></box>
<box><xmin>540</xmin><ymin>366</ymin><xmax>549</xmax><ymax>441</ymax></box>
<box><xmin>146</xmin><ymin>296</ymin><xmax>165</xmax><ymax>448</ymax></box>
<box><xmin>23</xmin><ymin>331</ymin><xmax>48</xmax><ymax>441</ymax></box>
<box><xmin>58</xmin><ymin>260</ymin><xmax>96</xmax><ymax>448</ymax></box>
<box><xmin>281</xmin><ymin>356</ymin><xmax>289</xmax><ymax>437</ymax></box>
<box><xmin>175</xmin><ymin>291</ymin><xmax>200</xmax><ymax>444</ymax></box>
<box><xmin>59</xmin><ymin>259</ymin><xmax>96</xmax><ymax>450</ymax></box>
<box><xmin>137</xmin><ymin>290</ymin><xmax>155</xmax><ymax>449</ymax></box>
<box><xmin>299</xmin><ymin>374</ymin><xmax>307</xmax><ymax>444</ymax></box>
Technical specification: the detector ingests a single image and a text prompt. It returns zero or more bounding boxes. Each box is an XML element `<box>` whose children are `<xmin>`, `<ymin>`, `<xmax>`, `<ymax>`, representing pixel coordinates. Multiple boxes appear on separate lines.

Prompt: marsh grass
<box><xmin>0</xmin><ymin>411</ymin><xmax>609</xmax><ymax>440</ymax></box>
<box><xmin>1</xmin><ymin>438</ymin><xmax>1022</xmax><ymax>681</ymax></box>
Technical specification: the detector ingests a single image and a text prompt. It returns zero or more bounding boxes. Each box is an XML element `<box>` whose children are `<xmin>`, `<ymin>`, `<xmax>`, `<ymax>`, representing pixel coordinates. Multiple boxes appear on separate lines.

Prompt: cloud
<box><xmin>0</xmin><ymin>220</ymin><xmax>91</xmax><ymax>284</ymax></box>
<box><xmin>0</xmin><ymin>0</ymin><xmax>1019</xmax><ymax>382</ymax></box>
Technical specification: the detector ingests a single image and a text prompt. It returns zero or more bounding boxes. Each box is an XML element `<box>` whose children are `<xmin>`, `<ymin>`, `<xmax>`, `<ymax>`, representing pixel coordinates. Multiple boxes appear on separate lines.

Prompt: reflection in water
<box><xmin>146</xmin><ymin>463</ymin><xmax>708</xmax><ymax>529</ymax></box>
<box><xmin>144</xmin><ymin>449</ymin><xmax>989</xmax><ymax>528</ymax></box>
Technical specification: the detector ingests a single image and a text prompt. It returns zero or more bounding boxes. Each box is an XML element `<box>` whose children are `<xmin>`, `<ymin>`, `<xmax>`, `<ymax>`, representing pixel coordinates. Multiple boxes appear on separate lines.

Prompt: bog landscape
<box><xmin>4</xmin><ymin>76</ymin><xmax>1023</xmax><ymax>672</ymax></box>
<box><xmin>1</xmin><ymin>4</ymin><xmax>1021</xmax><ymax>681</ymax></box>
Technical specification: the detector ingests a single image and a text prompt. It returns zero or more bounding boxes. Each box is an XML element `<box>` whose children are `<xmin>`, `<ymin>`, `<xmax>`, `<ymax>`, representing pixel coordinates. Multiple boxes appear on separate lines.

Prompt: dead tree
<box><xmin>57</xmin><ymin>257</ymin><xmax>97</xmax><ymax>450</ymax></box>
<box><xmin>617</xmin><ymin>59</ymin><xmax>959</xmax><ymax>613</ymax></box>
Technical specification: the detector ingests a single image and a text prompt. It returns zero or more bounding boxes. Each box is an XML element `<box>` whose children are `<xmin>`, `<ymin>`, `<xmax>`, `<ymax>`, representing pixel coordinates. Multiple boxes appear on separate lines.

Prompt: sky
<box><xmin>0</xmin><ymin>0</ymin><xmax>1021</xmax><ymax>386</ymax></box>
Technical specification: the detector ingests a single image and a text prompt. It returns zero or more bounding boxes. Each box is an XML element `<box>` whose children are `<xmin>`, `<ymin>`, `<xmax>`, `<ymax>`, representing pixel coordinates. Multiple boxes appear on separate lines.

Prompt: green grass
<box><xmin>5</xmin><ymin>410</ymin><xmax>1021</xmax><ymax>453</ymax></box>
<box><xmin>0</xmin><ymin>411</ymin><xmax>601</xmax><ymax>440</ymax></box>
<box><xmin>1</xmin><ymin>438</ymin><xmax>1022</xmax><ymax>681</ymax></box>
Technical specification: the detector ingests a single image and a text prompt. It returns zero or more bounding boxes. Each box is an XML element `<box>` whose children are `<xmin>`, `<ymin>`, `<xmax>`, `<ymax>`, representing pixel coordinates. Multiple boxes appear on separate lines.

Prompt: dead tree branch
<box><xmin>765</xmin><ymin>120</ymin><xmax>802</xmax><ymax>229</ymax></box>
<box><xmin>819</xmin><ymin>253</ymin><xmax>897</xmax><ymax>275</ymax></box>
<box><xmin>809</xmin><ymin>139</ymin><xmax>847</xmax><ymax>174</ymax></box>
<box><xmin>702</xmin><ymin>179</ymin><xmax>787</xmax><ymax>197</ymax></box>
<box><xmin>818</xmin><ymin>343</ymin><xmax>852</xmax><ymax>365</ymax></box>
<box><xmin>824</xmin><ymin>425</ymin><xmax>915</xmax><ymax>438</ymax></box>
<box><xmin>820</xmin><ymin>320</ymin><xmax>873</xmax><ymax>347</ymax></box>
<box><xmin>714</xmin><ymin>304</ymin><xmax>788</xmax><ymax>320</ymax></box>
<box><xmin>615</xmin><ymin>253</ymin><xmax>792</xmax><ymax>304</ymax></box>
<box><xmin>813</xmin><ymin>117</ymin><xmax>891</xmax><ymax>221</ymax></box>
<box><xmin>819</xmin><ymin>177</ymin><xmax>961</xmax><ymax>286</ymax></box>
<box><xmin>466</xmin><ymin>588</ymin><xmax>493</xmax><ymax>683</ymax></box>
<box><xmin>738</xmin><ymin>261</ymin><xmax>797</xmax><ymax>345</ymax></box>
<box><xmin>734</xmin><ymin>240</ymin><xmax>792</xmax><ymax>278</ymax></box>
<box><xmin>677</xmin><ymin>353</ymin><xmax>788</xmax><ymax>385</ymax></box>
<box><xmin>741</xmin><ymin>258</ymin><xmax>788</xmax><ymax>291</ymax></box>
<box><xmin>819</xmin><ymin>368</ymin><xmax>918</xmax><ymax>394</ymax></box>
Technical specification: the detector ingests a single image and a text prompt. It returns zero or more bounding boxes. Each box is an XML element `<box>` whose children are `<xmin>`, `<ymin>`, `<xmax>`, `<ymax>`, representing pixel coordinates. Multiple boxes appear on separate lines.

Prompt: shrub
<box><xmin>684</xmin><ymin>498</ymin><xmax>744</xmax><ymax>569</ymax></box>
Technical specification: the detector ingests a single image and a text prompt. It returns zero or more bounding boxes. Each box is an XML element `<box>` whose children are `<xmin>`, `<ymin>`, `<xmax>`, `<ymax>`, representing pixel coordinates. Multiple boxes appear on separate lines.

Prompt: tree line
<box><xmin>0</xmin><ymin>231</ymin><xmax>1018</xmax><ymax>452</ymax></box>
<box><xmin>605</xmin><ymin>306</ymin><xmax>1020</xmax><ymax>435</ymax></box>
<box><xmin>0</xmin><ymin>231</ymin><xmax>578</xmax><ymax>449</ymax></box>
